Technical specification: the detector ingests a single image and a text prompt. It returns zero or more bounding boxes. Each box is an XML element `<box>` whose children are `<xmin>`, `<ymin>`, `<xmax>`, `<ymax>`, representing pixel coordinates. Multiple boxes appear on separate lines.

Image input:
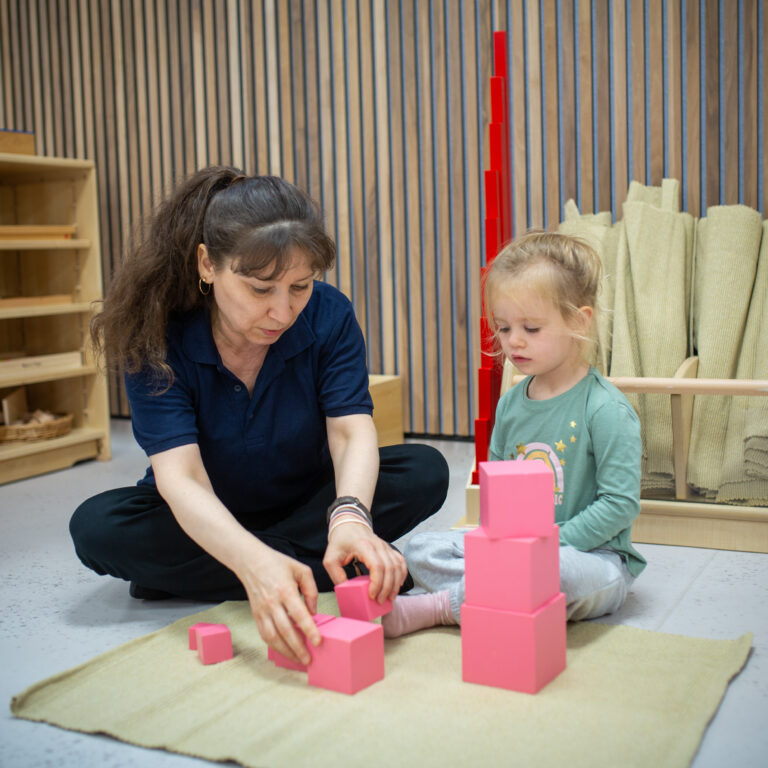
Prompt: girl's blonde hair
<box><xmin>483</xmin><ymin>231</ymin><xmax>602</xmax><ymax>360</ymax></box>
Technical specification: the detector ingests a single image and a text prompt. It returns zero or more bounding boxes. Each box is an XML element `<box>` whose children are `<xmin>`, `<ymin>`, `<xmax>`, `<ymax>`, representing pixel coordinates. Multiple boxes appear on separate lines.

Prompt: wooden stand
<box><xmin>459</xmin><ymin>359</ymin><xmax>768</xmax><ymax>553</ymax></box>
<box><xmin>0</xmin><ymin>153</ymin><xmax>111</xmax><ymax>484</ymax></box>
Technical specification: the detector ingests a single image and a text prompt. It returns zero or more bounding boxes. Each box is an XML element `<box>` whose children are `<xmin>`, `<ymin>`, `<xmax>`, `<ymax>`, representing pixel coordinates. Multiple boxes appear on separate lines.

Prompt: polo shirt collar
<box><xmin>182</xmin><ymin>308</ymin><xmax>219</xmax><ymax>365</ymax></box>
<box><xmin>181</xmin><ymin>306</ymin><xmax>316</xmax><ymax>366</ymax></box>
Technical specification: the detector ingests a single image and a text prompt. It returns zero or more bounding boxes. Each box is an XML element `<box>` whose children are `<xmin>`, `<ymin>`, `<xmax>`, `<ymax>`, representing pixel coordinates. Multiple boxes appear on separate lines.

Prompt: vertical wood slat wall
<box><xmin>0</xmin><ymin>0</ymin><xmax>765</xmax><ymax>437</ymax></box>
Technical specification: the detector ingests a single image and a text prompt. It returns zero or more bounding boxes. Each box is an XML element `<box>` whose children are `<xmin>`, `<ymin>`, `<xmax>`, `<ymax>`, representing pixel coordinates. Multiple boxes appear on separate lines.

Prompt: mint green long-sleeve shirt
<box><xmin>489</xmin><ymin>367</ymin><xmax>647</xmax><ymax>577</ymax></box>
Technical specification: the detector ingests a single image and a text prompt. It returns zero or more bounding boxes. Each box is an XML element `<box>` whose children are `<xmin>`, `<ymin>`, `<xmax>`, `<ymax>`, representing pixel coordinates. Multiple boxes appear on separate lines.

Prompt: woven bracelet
<box><xmin>328</xmin><ymin>505</ymin><xmax>372</xmax><ymax>528</ymax></box>
<box><xmin>328</xmin><ymin>512</ymin><xmax>372</xmax><ymax>536</ymax></box>
<box><xmin>326</xmin><ymin>496</ymin><xmax>373</xmax><ymax>526</ymax></box>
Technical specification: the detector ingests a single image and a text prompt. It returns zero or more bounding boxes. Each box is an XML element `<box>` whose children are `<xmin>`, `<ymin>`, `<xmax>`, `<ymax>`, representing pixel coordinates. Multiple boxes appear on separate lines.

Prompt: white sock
<box><xmin>382</xmin><ymin>590</ymin><xmax>456</xmax><ymax>638</ymax></box>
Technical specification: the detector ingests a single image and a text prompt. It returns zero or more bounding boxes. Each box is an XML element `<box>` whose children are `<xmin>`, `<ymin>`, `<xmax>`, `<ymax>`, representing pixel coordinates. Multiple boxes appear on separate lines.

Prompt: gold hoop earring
<box><xmin>198</xmin><ymin>277</ymin><xmax>211</xmax><ymax>296</ymax></box>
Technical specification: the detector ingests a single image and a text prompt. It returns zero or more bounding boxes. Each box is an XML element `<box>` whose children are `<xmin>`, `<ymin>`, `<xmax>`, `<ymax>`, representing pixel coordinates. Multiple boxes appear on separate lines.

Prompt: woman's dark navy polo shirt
<box><xmin>125</xmin><ymin>280</ymin><xmax>373</xmax><ymax>522</ymax></box>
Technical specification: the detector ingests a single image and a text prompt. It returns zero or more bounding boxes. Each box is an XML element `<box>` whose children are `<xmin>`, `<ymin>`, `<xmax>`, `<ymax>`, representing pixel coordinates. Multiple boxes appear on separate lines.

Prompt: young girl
<box><xmin>382</xmin><ymin>231</ymin><xmax>646</xmax><ymax>637</ymax></box>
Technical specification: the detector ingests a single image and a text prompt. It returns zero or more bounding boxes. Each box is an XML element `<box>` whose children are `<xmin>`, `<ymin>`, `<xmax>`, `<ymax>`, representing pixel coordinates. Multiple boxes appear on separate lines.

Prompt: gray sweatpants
<box><xmin>404</xmin><ymin>530</ymin><xmax>634</xmax><ymax>622</ymax></box>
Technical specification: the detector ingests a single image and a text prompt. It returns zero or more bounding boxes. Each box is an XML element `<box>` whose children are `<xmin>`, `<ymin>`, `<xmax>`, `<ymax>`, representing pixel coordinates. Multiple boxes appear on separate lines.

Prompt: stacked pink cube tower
<box><xmin>461</xmin><ymin>461</ymin><xmax>567</xmax><ymax>693</ymax></box>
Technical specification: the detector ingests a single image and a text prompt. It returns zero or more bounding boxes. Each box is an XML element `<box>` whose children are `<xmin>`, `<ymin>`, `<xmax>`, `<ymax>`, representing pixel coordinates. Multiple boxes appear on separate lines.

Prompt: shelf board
<box><xmin>0</xmin><ymin>362</ymin><xmax>97</xmax><ymax>388</ymax></box>
<box><xmin>0</xmin><ymin>152</ymin><xmax>94</xmax><ymax>179</ymax></box>
<box><xmin>0</xmin><ymin>238</ymin><xmax>91</xmax><ymax>251</ymax></box>
<box><xmin>0</xmin><ymin>301</ymin><xmax>95</xmax><ymax>320</ymax></box>
<box><xmin>0</xmin><ymin>425</ymin><xmax>105</xmax><ymax>459</ymax></box>
<box><xmin>0</xmin><ymin>426</ymin><xmax>108</xmax><ymax>483</ymax></box>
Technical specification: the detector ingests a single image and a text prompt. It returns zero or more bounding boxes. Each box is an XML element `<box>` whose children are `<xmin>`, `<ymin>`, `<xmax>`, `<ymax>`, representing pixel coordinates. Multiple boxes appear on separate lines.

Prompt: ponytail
<box><xmin>91</xmin><ymin>167</ymin><xmax>245</xmax><ymax>382</ymax></box>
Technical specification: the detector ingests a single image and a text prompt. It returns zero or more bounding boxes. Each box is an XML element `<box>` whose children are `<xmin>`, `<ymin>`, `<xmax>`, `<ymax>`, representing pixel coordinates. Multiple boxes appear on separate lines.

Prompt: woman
<box><xmin>70</xmin><ymin>167</ymin><xmax>449</xmax><ymax>665</ymax></box>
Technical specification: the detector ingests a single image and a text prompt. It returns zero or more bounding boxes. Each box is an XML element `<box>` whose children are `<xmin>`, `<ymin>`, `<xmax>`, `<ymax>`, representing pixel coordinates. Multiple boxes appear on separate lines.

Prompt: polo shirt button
<box><xmin>234</xmin><ymin>384</ymin><xmax>242</xmax><ymax>392</ymax></box>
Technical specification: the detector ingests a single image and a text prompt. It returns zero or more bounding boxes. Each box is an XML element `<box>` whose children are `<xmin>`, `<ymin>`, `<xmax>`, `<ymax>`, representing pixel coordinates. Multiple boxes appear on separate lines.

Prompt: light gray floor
<box><xmin>1</xmin><ymin>419</ymin><xmax>766</xmax><ymax>767</ymax></box>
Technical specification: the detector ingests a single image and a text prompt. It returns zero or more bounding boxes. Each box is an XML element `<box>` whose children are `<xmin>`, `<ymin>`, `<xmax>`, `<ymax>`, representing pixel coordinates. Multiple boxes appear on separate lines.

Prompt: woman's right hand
<box><xmin>235</xmin><ymin>541</ymin><xmax>322</xmax><ymax>666</ymax></box>
<box><xmin>150</xmin><ymin>445</ymin><xmax>323</xmax><ymax>666</ymax></box>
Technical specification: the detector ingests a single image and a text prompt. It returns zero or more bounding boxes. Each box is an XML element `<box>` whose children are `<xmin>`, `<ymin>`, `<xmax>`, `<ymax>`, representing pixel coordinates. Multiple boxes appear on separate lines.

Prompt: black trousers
<box><xmin>69</xmin><ymin>443</ymin><xmax>449</xmax><ymax>600</ymax></box>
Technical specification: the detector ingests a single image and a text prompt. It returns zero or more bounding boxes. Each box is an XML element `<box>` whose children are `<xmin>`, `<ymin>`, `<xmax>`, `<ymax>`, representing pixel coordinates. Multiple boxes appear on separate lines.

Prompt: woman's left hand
<box><xmin>323</xmin><ymin>523</ymin><xmax>407</xmax><ymax>604</ymax></box>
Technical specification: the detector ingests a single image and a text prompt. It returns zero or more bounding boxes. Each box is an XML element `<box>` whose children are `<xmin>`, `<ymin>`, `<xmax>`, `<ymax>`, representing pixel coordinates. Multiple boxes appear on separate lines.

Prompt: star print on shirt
<box><xmin>570</xmin><ymin>421</ymin><xmax>576</xmax><ymax>428</ymax></box>
<box><xmin>570</xmin><ymin>435</ymin><xmax>576</xmax><ymax>443</ymax></box>
<box><xmin>516</xmin><ymin>442</ymin><xmax>526</xmax><ymax>457</ymax></box>
<box><xmin>555</xmin><ymin>439</ymin><xmax>566</xmax><ymax>452</ymax></box>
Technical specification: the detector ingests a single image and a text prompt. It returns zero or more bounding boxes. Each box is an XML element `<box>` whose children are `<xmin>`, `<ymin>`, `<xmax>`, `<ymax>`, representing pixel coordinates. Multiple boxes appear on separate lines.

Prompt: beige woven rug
<box><xmin>11</xmin><ymin>595</ymin><xmax>751</xmax><ymax>768</ymax></box>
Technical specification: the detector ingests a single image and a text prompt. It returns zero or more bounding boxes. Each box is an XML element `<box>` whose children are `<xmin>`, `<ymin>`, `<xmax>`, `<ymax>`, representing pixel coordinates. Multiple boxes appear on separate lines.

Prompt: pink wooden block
<box><xmin>267</xmin><ymin>613</ymin><xmax>336</xmax><ymax>671</ymax></box>
<box><xmin>464</xmin><ymin>525</ymin><xmax>560</xmax><ymax>612</ymax></box>
<box><xmin>188</xmin><ymin>622</ymin><xmax>217</xmax><ymax>650</ymax></box>
<box><xmin>334</xmin><ymin>575</ymin><xmax>392</xmax><ymax>621</ymax></box>
<box><xmin>307</xmin><ymin>616</ymin><xmax>385</xmax><ymax>694</ymax></box>
<box><xmin>461</xmin><ymin>592</ymin><xmax>566</xmax><ymax>694</ymax></box>
<box><xmin>268</xmin><ymin>647</ymin><xmax>307</xmax><ymax>671</ymax></box>
<box><xmin>195</xmin><ymin>624</ymin><xmax>233</xmax><ymax>665</ymax></box>
<box><xmin>479</xmin><ymin>460</ymin><xmax>554</xmax><ymax>538</ymax></box>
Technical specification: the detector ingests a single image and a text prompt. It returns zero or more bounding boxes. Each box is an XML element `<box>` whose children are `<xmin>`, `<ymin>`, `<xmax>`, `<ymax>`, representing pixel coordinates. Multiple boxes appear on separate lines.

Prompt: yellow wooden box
<box><xmin>0</xmin><ymin>130</ymin><xmax>35</xmax><ymax>155</ymax></box>
<box><xmin>368</xmin><ymin>374</ymin><xmax>404</xmax><ymax>447</ymax></box>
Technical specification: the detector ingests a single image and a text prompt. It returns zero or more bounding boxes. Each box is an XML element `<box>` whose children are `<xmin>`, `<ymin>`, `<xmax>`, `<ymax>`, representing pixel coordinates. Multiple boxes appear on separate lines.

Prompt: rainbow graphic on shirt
<box><xmin>512</xmin><ymin>442</ymin><xmax>565</xmax><ymax>506</ymax></box>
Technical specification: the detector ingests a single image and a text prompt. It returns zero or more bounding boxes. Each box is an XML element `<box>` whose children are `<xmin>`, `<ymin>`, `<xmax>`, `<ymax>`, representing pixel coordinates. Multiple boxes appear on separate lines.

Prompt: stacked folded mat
<box><xmin>558</xmin><ymin>181</ymin><xmax>767</xmax><ymax>506</ymax></box>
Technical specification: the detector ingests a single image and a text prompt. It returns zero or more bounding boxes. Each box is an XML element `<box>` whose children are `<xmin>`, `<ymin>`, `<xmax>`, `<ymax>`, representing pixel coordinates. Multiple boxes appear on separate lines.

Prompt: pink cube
<box><xmin>461</xmin><ymin>592</ymin><xmax>566</xmax><ymax>694</ymax></box>
<box><xmin>307</xmin><ymin>616</ymin><xmax>385</xmax><ymax>694</ymax></box>
<box><xmin>188</xmin><ymin>622</ymin><xmax>217</xmax><ymax>650</ymax></box>
<box><xmin>335</xmin><ymin>575</ymin><xmax>392</xmax><ymax>621</ymax></box>
<box><xmin>464</xmin><ymin>525</ymin><xmax>560</xmax><ymax>612</ymax></box>
<box><xmin>479</xmin><ymin>461</ymin><xmax>555</xmax><ymax>538</ymax></box>
<box><xmin>268</xmin><ymin>648</ymin><xmax>308</xmax><ymax>671</ymax></box>
<box><xmin>195</xmin><ymin>624</ymin><xmax>233</xmax><ymax>665</ymax></box>
<box><xmin>267</xmin><ymin>613</ymin><xmax>337</xmax><ymax>670</ymax></box>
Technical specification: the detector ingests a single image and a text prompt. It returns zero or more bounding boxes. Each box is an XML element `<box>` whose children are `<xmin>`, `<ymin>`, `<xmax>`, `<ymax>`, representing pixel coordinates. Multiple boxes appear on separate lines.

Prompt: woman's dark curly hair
<box><xmin>91</xmin><ymin>167</ymin><xmax>336</xmax><ymax>386</ymax></box>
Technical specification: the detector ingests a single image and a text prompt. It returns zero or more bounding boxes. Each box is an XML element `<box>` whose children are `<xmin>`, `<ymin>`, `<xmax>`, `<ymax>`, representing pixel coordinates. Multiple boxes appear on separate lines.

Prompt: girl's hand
<box><xmin>323</xmin><ymin>523</ymin><xmax>408</xmax><ymax>603</ymax></box>
<box><xmin>236</xmin><ymin>544</ymin><xmax>321</xmax><ymax>666</ymax></box>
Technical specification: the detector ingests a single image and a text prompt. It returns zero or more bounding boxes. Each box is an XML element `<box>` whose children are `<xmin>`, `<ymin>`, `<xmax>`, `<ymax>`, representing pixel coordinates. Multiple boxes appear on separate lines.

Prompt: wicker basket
<box><xmin>0</xmin><ymin>413</ymin><xmax>73</xmax><ymax>442</ymax></box>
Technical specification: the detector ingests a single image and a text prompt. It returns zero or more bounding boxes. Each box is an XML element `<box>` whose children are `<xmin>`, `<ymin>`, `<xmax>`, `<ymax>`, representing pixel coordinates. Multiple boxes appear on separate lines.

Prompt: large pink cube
<box><xmin>464</xmin><ymin>525</ymin><xmax>560</xmax><ymax>612</ymax></box>
<box><xmin>335</xmin><ymin>575</ymin><xmax>393</xmax><ymax>621</ymax></box>
<box><xmin>307</xmin><ymin>616</ymin><xmax>385</xmax><ymax>694</ymax></box>
<box><xmin>195</xmin><ymin>624</ymin><xmax>233</xmax><ymax>665</ymax></box>
<box><xmin>479</xmin><ymin>461</ymin><xmax>554</xmax><ymax>538</ymax></box>
<box><xmin>461</xmin><ymin>592</ymin><xmax>566</xmax><ymax>693</ymax></box>
<box><xmin>268</xmin><ymin>613</ymin><xmax>336</xmax><ymax>670</ymax></box>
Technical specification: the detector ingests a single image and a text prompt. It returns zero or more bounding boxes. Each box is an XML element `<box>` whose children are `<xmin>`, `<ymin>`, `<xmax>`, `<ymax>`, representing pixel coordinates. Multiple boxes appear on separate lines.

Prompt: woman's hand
<box><xmin>150</xmin><ymin>445</ymin><xmax>322</xmax><ymax>666</ymax></box>
<box><xmin>324</xmin><ymin>414</ymin><xmax>404</xmax><ymax>600</ymax></box>
<box><xmin>323</xmin><ymin>522</ymin><xmax>408</xmax><ymax>603</ymax></box>
<box><xmin>235</xmin><ymin>541</ymin><xmax>322</xmax><ymax>666</ymax></box>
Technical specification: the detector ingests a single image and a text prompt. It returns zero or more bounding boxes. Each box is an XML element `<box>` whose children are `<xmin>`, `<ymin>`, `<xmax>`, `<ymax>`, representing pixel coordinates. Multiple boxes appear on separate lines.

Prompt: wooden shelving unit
<box><xmin>0</xmin><ymin>152</ymin><xmax>110</xmax><ymax>484</ymax></box>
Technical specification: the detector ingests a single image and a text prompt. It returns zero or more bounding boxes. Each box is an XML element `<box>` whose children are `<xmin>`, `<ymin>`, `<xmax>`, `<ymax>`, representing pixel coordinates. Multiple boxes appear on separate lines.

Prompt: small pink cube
<box><xmin>195</xmin><ymin>624</ymin><xmax>233</xmax><ymax>665</ymax></box>
<box><xmin>461</xmin><ymin>592</ymin><xmax>566</xmax><ymax>694</ymax></box>
<box><xmin>188</xmin><ymin>622</ymin><xmax>218</xmax><ymax>650</ymax></box>
<box><xmin>307</xmin><ymin>616</ymin><xmax>385</xmax><ymax>694</ymax></box>
<box><xmin>479</xmin><ymin>460</ymin><xmax>555</xmax><ymax>538</ymax></box>
<box><xmin>335</xmin><ymin>575</ymin><xmax>392</xmax><ymax>621</ymax></box>
<box><xmin>464</xmin><ymin>525</ymin><xmax>560</xmax><ymax>612</ymax></box>
<box><xmin>268</xmin><ymin>613</ymin><xmax>336</xmax><ymax>670</ymax></box>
